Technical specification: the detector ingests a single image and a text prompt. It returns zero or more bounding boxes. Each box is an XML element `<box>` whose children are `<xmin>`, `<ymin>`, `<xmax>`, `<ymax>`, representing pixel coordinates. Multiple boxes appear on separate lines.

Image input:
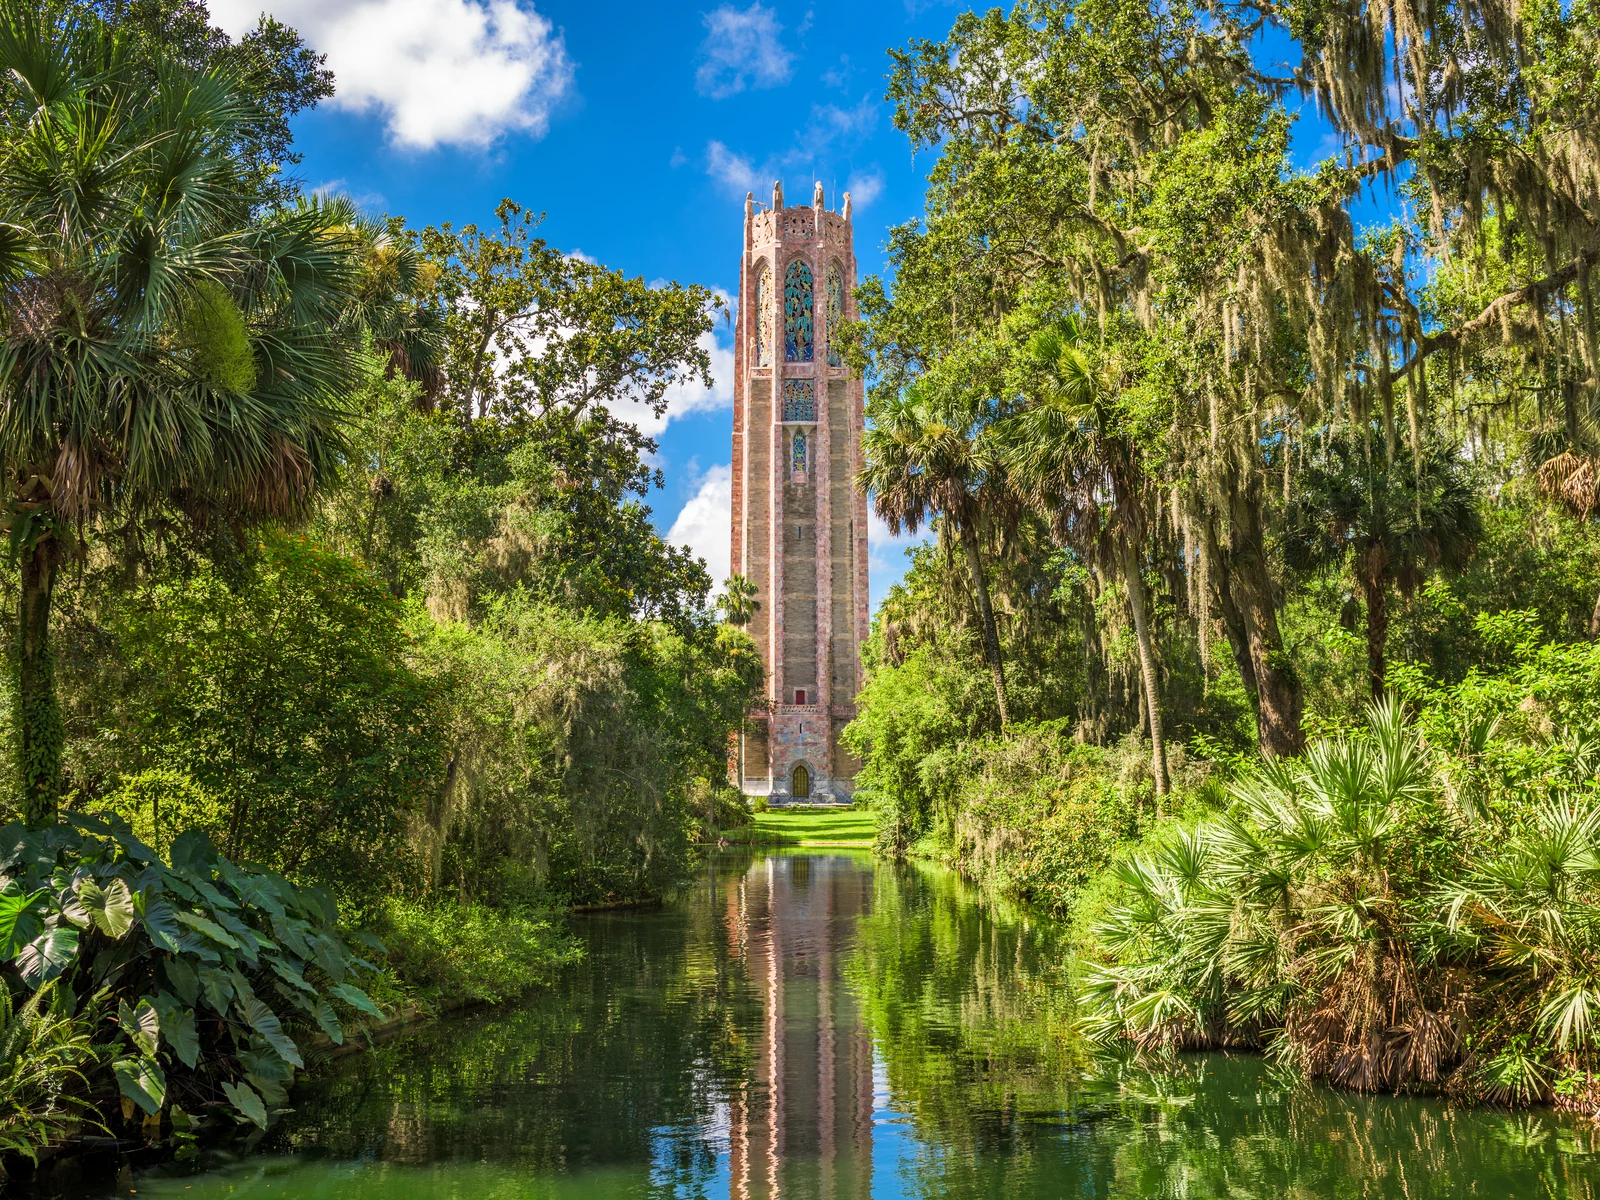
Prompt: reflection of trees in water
<box><xmin>275</xmin><ymin>868</ymin><xmax>760</xmax><ymax>1188</ymax></box>
<box><xmin>850</xmin><ymin>859</ymin><xmax>1600</xmax><ymax>1199</ymax></box>
<box><xmin>1096</xmin><ymin>1056</ymin><xmax>1600</xmax><ymax>1198</ymax></box>
<box><xmin>847</xmin><ymin>856</ymin><xmax>1088</xmax><ymax>1191</ymax></box>
<box><xmin>255</xmin><ymin>853</ymin><xmax>1599</xmax><ymax>1200</ymax></box>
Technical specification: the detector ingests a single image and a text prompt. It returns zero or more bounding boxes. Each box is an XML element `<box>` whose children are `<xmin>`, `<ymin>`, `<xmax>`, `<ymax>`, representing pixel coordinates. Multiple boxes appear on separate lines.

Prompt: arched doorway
<box><xmin>791</xmin><ymin>763</ymin><xmax>811</xmax><ymax>801</ymax></box>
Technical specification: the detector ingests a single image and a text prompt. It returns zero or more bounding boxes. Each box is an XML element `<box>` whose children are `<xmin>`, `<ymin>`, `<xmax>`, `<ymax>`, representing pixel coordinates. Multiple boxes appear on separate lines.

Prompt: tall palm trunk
<box><xmin>17</xmin><ymin>534</ymin><xmax>62</xmax><ymax>826</ymax></box>
<box><xmin>1121</xmin><ymin>537</ymin><xmax>1169</xmax><ymax>797</ymax></box>
<box><xmin>960</xmin><ymin>523</ymin><xmax>1010</xmax><ymax>728</ymax></box>
<box><xmin>1359</xmin><ymin>543</ymin><xmax>1389</xmax><ymax>701</ymax></box>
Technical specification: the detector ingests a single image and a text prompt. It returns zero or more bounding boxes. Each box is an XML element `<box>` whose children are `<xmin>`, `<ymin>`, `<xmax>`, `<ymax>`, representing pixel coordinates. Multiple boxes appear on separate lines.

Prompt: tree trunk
<box><xmin>1226</xmin><ymin>483</ymin><xmax>1304</xmax><ymax>757</ymax></box>
<box><xmin>1121</xmin><ymin>537</ymin><xmax>1170</xmax><ymax>797</ymax></box>
<box><xmin>1589</xmin><ymin>585</ymin><xmax>1600</xmax><ymax>637</ymax></box>
<box><xmin>1203</xmin><ymin>516</ymin><xmax>1259</xmax><ymax>710</ymax></box>
<box><xmin>1360</xmin><ymin>544</ymin><xmax>1390</xmax><ymax>702</ymax></box>
<box><xmin>17</xmin><ymin>536</ymin><xmax>63</xmax><ymax>827</ymax></box>
<box><xmin>960</xmin><ymin>525</ymin><xmax>1010</xmax><ymax>728</ymax></box>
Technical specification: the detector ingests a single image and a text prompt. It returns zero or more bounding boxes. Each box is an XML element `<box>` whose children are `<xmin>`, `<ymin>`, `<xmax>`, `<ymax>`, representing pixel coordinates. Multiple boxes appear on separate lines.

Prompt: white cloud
<box><xmin>668</xmin><ymin>464</ymin><xmax>733</xmax><ymax>585</ymax></box>
<box><xmin>808</xmin><ymin>96</ymin><xmax>877</xmax><ymax>143</ymax></box>
<box><xmin>696</xmin><ymin>3</ymin><xmax>793</xmax><ymax>99</ymax></box>
<box><xmin>603</xmin><ymin>325</ymin><xmax>735</xmax><ymax>437</ymax></box>
<box><xmin>706</xmin><ymin>141</ymin><xmax>763</xmax><ymax>194</ymax></box>
<box><xmin>207</xmin><ymin>0</ymin><xmax>573</xmax><ymax>150</ymax></box>
<box><xmin>844</xmin><ymin>169</ymin><xmax>884</xmax><ymax>211</ymax></box>
<box><xmin>705</xmin><ymin>96</ymin><xmax>880</xmax><ymax>201</ymax></box>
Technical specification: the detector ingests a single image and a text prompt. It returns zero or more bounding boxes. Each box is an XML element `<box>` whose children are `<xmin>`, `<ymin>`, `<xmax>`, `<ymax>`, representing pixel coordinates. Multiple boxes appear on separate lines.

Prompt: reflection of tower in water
<box><xmin>725</xmin><ymin>856</ymin><xmax>875</xmax><ymax>1199</ymax></box>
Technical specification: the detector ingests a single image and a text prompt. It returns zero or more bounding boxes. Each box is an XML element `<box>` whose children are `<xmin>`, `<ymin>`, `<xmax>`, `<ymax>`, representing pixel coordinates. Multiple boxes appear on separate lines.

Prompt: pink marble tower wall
<box><xmin>730</xmin><ymin>184</ymin><xmax>867</xmax><ymax>801</ymax></box>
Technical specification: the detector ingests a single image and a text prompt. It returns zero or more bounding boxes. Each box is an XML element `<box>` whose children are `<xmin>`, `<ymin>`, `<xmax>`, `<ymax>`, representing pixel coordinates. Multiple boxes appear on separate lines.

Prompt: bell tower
<box><xmin>730</xmin><ymin>180</ymin><xmax>869</xmax><ymax>802</ymax></box>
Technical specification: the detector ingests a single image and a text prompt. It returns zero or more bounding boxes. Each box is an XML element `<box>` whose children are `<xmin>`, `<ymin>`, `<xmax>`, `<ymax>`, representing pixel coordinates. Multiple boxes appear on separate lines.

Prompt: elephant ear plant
<box><xmin>0</xmin><ymin>814</ymin><xmax>384</xmax><ymax>1137</ymax></box>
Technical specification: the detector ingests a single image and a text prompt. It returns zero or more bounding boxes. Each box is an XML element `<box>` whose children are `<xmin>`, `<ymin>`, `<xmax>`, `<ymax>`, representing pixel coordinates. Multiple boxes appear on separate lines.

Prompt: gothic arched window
<box><xmin>755</xmin><ymin>264</ymin><xmax>773</xmax><ymax>368</ymax></box>
<box><xmin>826</xmin><ymin>262</ymin><xmax>844</xmax><ymax>367</ymax></box>
<box><xmin>784</xmin><ymin>260</ymin><xmax>813</xmax><ymax>363</ymax></box>
<box><xmin>792</xmin><ymin>428</ymin><xmax>808</xmax><ymax>474</ymax></box>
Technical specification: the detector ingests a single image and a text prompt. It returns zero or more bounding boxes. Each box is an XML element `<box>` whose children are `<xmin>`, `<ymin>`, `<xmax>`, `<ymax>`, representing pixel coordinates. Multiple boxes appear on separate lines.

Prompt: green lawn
<box><xmin>726</xmin><ymin>807</ymin><xmax>876</xmax><ymax>846</ymax></box>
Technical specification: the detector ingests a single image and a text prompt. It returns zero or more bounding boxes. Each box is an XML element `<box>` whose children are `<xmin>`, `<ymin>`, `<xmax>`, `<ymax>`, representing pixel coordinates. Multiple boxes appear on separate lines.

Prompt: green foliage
<box><xmin>85</xmin><ymin>531</ymin><xmax>442</xmax><ymax>911</ymax></box>
<box><xmin>377</xmin><ymin>899</ymin><xmax>580</xmax><ymax>1007</ymax></box>
<box><xmin>0</xmin><ymin>981</ymin><xmax>101</xmax><ymax>1169</ymax></box>
<box><xmin>1079</xmin><ymin>698</ymin><xmax>1600</xmax><ymax>1107</ymax></box>
<box><xmin>180</xmin><ymin>280</ymin><xmax>259</xmax><ymax>393</ymax></box>
<box><xmin>405</xmin><ymin>594</ymin><xmax>761</xmax><ymax>906</ymax></box>
<box><xmin>0</xmin><ymin>814</ymin><xmax>384</xmax><ymax>1135</ymax></box>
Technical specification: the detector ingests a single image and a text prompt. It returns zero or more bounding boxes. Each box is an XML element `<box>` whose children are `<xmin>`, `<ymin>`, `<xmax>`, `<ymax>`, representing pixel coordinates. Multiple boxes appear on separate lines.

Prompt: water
<box><xmin>94</xmin><ymin>852</ymin><xmax>1600</xmax><ymax>1197</ymax></box>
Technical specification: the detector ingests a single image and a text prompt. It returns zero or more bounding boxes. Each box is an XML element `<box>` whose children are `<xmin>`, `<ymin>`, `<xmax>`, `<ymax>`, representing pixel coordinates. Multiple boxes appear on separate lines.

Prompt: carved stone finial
<box><xmin>841</xmin><ymin>191</ymin><xmax>852</xmax><ymax>221</ymax></box>
<box><xmin>813</xmin><ymin>180</ymin><xmax>824</xmax><ymax>209</ymax></box>
<box><xmin>773</xmin><ymin>179</ymin><xmax>784</xmax><ymax>211</ymax></box>
<box><xmin>745</xmin><ymin>191</ymin><xmax>754</xmax><ymax>219</ymax></box>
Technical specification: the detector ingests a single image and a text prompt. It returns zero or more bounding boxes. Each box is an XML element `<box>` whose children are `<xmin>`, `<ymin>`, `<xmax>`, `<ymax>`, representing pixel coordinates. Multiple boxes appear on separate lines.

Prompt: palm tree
<box><xmin>718</xmin><ymin>573</ymin><xmax>761</xmax><ymax>789</ymax></box>
<box><xmin>345</xmin><ymin>215</ymin><xmax>444</xmax><ymax>405</ymax></box>
<box><xmin>1284</xmin><ymin>431</ymin><xmax>1480</xmax><ymax>700</ymax></box>
<box><xmin>1002</xmin><ymin>317</ymin><xmax>1169</xmax><ymax>796</ymax></box>
<box><xmin>860</xmin><ymin>384</ymin><xmax>1014</xmax><ymax>726</ymax></box>
<box><xmin>1533</xmin><ymin>444</ymin><xmax>1600</xmax><ymax>634</ymax></box>
<box><xmin>719</xmin><ymin>573</ymin><xmax>760</xmax><ymax>629</ymax></box>
<box><xmin>0</xmin><ymin>8</ymin><xmax>364</xmax><ymax>824</ymax></box>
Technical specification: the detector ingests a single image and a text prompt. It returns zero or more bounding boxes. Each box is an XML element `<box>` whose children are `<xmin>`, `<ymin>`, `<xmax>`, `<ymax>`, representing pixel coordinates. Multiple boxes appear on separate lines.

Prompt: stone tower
<box><xmin>730</xmin><ymin>180</ymin><xmax>869</xmax><ymax>802</ymax></box>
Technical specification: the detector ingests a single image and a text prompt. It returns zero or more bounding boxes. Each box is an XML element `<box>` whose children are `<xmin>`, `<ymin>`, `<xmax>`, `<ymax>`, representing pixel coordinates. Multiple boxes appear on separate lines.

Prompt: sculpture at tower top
<box><xmin>813</xmin><ymin>180</ymin><xmax>824</xmax><ymax>210</ymax></box>
<box><xmin>745</xmin><ymin>191</ymin><xmax>753</xmax><ymax>219</ymax></box>
<box><xmin>772</xmin><ymin>179</ymin><xmax>783</xmax><ymax>211</ymax></box>
<box><xmin>842</xmin><ymin>192</ymin><xmax>852</xmax><ymax>221</ymax></box>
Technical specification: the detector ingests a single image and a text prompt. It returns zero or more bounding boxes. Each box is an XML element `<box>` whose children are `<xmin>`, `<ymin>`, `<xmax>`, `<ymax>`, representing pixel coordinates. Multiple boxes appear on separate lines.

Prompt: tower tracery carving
<box><xmin>784</xmin><ymin>260</ymin><xmax>814</xmax><ymax>363</ymax></box>
<box><xmin>755</xmin><ymin>264</ymin><xmax>773</xmax><ymax>368</ymax></box>
<box><xmin>826</xmin><ymin>262</ymin><xmax>845</xmax><ymax>368</ymax></box>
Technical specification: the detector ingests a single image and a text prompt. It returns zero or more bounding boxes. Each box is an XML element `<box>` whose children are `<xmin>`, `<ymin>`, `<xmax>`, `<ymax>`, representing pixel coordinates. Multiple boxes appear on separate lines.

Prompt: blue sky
<box><xmin>204</xmin><ymin>0</ymin><xmax>1361</xmax><ymax>612</ymax></box>
<box><xmin>204</xmin><ymin>0</ymin><xmax>969</xmax><ymax>608</ymax></box>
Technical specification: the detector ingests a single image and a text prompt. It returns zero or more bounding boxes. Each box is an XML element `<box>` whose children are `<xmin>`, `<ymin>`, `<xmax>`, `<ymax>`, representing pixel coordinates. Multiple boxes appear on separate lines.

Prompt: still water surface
<box><xmin>120</xmin><ymin>852</ymin><xmax>1599</xmax><ymax>1198</ymax></box>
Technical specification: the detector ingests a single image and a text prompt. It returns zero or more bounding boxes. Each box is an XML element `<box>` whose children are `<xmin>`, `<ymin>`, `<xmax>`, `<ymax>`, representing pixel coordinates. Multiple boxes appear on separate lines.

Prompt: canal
<box><xmin>107</xmin><ymin>851</ymin><xmax>1599</xmax><ymax>1198</ymax></box>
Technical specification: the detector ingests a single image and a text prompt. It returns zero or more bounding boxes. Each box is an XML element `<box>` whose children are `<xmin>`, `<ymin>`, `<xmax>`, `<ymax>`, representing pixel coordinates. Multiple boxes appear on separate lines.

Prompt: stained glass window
<box><xmin>792</xmin><ymin>429</ymin><xmax>808</xmax><ymax>474</ymax></box>
<box><xmin>781</xmin><ymin>379</ymin><xmax>815</xmax><ymax>422</ymax></box>
<box><xmin>826</xmin><ymin>263</ymin><xmax>844</xmax><ymax>367</ymax></box>
<box><xmin>754</xmin><ymin>265</ymin><xmax>773</xmax><ymax>368</ymax></box>
<box><xmin>784</xmin><ymin>260</ymin><xmax>813</xmax><ymax>363</ymax></box>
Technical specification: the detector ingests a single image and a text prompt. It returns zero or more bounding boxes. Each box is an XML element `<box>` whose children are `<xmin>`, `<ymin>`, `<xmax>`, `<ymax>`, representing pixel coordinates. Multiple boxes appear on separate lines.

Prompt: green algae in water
<box><xmin>112</xmin><ymin>854</ymin><xmax>1600</xmax><ymax>1199</ymax></box>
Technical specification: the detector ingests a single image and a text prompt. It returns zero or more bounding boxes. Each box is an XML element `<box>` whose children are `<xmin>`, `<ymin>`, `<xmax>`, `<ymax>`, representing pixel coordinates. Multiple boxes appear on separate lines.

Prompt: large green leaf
<box><xmin>119</xmin><ymin>997</ymin><xmax>162</xmax><ymax>1057</ymax></box>
<box><xmin>237</xmin><ymin>990</ymin><xmax>303</xmax><ymax>1068</ymax></box>
<box><xmin>162</xmin><ymin>955</ymin><xmax>201</xmax><ymax>1007</ymax></box>
<box><xmin>76</xmin><ymin>877</ymin><xmax>136</xmax><ymax>938</ymax></box>
<box><xmin>16</xmin><ymin>925</ymin><xmax>78</xmax><ymax>986</ymax></box>
<box><xmin>155</xmin><ymin>994</ymin><xmax>201</xmax><ymax>1068</ymax></box>
<box><xmin>312</xmin><ymin>999</ymin><xmax>343</xmax><ymax>1045</ymax></box>
<box><xmin>136</xmin><ymin>888</ymin><xmax>183</xmax><ymax>954</ymax></box>
<box><xmin>176</xmin><ymin>910</ymin><xmax>240</xmax><ymax>949</ymax></box>
<box><xmin>114</xmin><ymin>1056</ymin><xmax>167</xmax><ymax>1116</ymax></box>
<box><xmin>197</xmin><ymin>966</ymin><xmax>235</xmax><ymax>1015</ymax></box>
<box><xmin>221</xmin><ymin>1079</ymin><xmax>266</xmax><ymax>1128</ymax></box>
<box><xmin>328</xmin><ymin>982</ymin><xmax>383</xmax><ymax>1020</ymax></box>
<box><xmin>168</xmin><ymin>829</ymin><xmax>219</xmax><ymax>873</ymax></box>
<box><xmin>268</xmin><ymin>955</ymin><xmax>315</xmax><ymax>994</ymax></box>
<box><xmin>0</xmin><ymin>882</ymin><xmax>47</xmax><ymax>958</ymax></box>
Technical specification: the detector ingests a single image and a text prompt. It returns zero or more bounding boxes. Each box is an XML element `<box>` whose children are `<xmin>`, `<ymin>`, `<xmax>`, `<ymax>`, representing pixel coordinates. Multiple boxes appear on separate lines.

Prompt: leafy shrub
<box><xmin>378</xmin><ymin>899</ymin><xmax>580</xmax><ymax>1006</ymax></box>
<box><xmin>0</xmin><ymin>815</ymin><xmax>384</xmax><ymax>1137</ymax></box>
<box><xmin>1079</xmin><ymin>699</ymin><xmax>1600</xmax><ymax>1106</ymax></box>
<box><xmin>94</xmin><ymin>532</ymin><xmax>443</xmax><ymax>913</ymax></box>
<box><xmin>0</xmin><ymin>982</ymin><xmax>101</xmax><ymax>1171</ymax></box>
